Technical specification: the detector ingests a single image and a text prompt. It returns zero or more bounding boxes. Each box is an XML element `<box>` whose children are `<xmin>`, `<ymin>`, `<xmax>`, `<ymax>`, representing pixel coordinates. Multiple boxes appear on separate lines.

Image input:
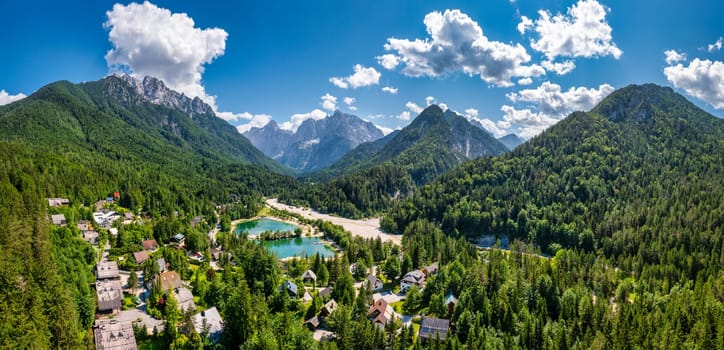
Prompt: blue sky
<box><xmin>1</xmin><ymin>0</ymin><xmax>722</xmax><ymax>138</ymax></box>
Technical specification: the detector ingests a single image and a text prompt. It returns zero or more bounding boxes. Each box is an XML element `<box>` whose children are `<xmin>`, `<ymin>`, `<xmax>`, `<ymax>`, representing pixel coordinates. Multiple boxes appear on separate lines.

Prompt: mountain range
<box><xmin>243</xmin><ymin>111</ymin><xmax>384</xmax><ymax>173</ymax></box>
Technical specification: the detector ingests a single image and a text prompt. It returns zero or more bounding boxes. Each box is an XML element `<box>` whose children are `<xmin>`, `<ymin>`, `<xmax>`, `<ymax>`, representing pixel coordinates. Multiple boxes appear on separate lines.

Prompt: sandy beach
<box><xmin>266</xmin><ymin>198</ymin><xmax>402</xmax><ymax>246</ymax></box>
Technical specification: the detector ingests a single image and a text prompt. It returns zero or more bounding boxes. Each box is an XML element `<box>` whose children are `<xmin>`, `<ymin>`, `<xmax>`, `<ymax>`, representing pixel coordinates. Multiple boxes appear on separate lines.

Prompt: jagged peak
<box><xmin>102</xmin><ymin>74</ymin><xmax>213</xmax><ymax>117</ymax></box>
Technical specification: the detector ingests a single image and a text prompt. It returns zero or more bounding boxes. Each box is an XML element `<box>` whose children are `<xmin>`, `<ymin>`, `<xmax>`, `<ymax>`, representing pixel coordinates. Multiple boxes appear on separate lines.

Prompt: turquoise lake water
<box><xmin>235</xmin><ymin>218</ymin><xmax>335</xmax><ymax>259</ymax></box>
<box><xmin>235</xmin><ymin>218</ymin><xmax>298</xmax><ymax>237</ymax></box>
<box><xmin>262</xmin><ymin>237</ymin><xmax>336</xmax><ymax>259</ymax></box>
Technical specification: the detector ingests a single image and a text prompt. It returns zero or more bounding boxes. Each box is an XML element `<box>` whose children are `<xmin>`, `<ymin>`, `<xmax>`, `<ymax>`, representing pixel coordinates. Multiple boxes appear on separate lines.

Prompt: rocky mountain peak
<box><xmin>103</xmin><ymin>74</ymin><xmax>214</xmax><ymax>117</ymax></box>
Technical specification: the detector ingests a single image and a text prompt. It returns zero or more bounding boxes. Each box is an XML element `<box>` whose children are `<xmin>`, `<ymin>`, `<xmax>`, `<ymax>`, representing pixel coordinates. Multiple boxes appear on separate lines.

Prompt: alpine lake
<box><xmin>235</xmin><ymin>218</ymin><xmax>336</xmax><ymax>259</ymax></box>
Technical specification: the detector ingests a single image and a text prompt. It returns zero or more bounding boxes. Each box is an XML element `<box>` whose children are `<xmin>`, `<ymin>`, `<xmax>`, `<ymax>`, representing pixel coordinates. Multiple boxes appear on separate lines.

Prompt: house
<box><xmin>93</xmin><ymin>319</ymin><xmax>137</xmax><ymax>350</ymax></box>
<box><xmin>154</xmin><ymin>271</ymin><xmax>183</xmax><ymax>292</ymax></box>
<box><xmin>96</xmin><ymin>261</ymin><xmax>120</xmax><ymax>280</ymax></box>
<box><xmin>171</xmin><ymin>233</ymin><xmax>185</xmax><ymax>244</ymax></box>
<box><xmin>400</xmin><ymin>270</ymin><xmax>426</xmax><ymax>292</ymax></box>
<box><xmin>47</xmin><ymin>198</ymin><xmax>70</xmax><ymax>207</ymax></box>
<box><xmin>445</xmin><ymin>293</ymin><xmax>458</xmax><ymax>316</ymax></box>
<box><xmin>301</xmin><ymin>291</ymin><xmax>313</xmax><ymax>303</ymax></box>
<box><xmin>423</xmin><ymin>262</ymin><xmax>439</xmax><ymax>277</ymax></box>
<box><xmin>141</xmin><ymin>239</ymin><xmax>159</xmax><ymax>251</ymax></box>
<box><xmin>303</xmin><ymin>315</ymin><xmax>321</xmax><ymax>331</ymax></box>
<box><xmin>284</xmin><ymin>280</ymin><xmax>298</xmax><ymax>298</ymax></box>
<box><xmin>365</xmin><ymin>274</ymin><xmax>384</xmax><ymax>291</ymax></box>
<box><xmin>78</xmin><ymin>220</ymin><xmax>93</xmax><ymax>231</ymax></box>
<box><xmin>133</xmin><ymin>251</ymin><xmax>150</xmax><ymax>265</ymax></box>
<box><xmin>124</xmin><ymin>212</ymin><xmax>134</xmax><ymax>221</ymax></box>
<box><xmin>190</xmin><ymin>216</ymin><xmax>203</xmax><ymax>227</ymax></box>
<box><xmin>319</xmin><ymin>286</ymin><xmax>333</xmax><ymax>299</ymax></box>
<box><xmin>83</xmin><ymin>230</ymin><xmax>99</xmax><ymax>245</ymax></box>
<box><xmin>320</xmin><ymin>299</ymin><xmax>338</xmax><ymax>317</ymax></box>
<box><xmin>93</xmin><ymin>211</ymin><xmax>121</xmax><ymax>228</ymax></box>
<box><xmin>301</xmin><ymin>270</ymin><xmax>317</xmax><ymax>284</ymax></box>
<box><xmin>96</xmin><ymin>279</ymin><xmax>123</xmax><ymax>314</ymax></box>
<box><xmin>191</xmin><ymin>307</ymin><xmax>223</xmax><ymax>343</ymax></box>
<box><xmin>156</xmin><ymin>258</ymin><xmax>167</xmax><ymax>273</ymax></box>
<box><xmin>174</xmin><ymin>287</ymin><xmax>196</xmax><ymax>312</ymax></box>
<box><xmin>418</xmin><ymin>317</ymin><xmax>450</xmax><ymax>341</ymax></box>
<box><xmin>51</xmin><ymin>214</ymin><xmax>67</xmax><ymax>226</ymax></box>
<box><xmin>368</xmin><ymin>298</ymin><xmax>397</xmax><ymax>328</ymax></box>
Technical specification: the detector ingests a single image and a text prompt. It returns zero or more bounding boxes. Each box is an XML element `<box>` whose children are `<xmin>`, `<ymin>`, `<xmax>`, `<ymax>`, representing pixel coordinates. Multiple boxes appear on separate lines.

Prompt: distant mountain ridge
<box><xmin>311</xmin><ymin>105</ymin><xmax>509</xmax><ymax>184</ymax></box>
<box><xmin>243</xmin><ymin>110</ymin><xmax>384</xmax><ymax>173</ymax></box>
<box><xmin>497</xmin><ymin>134</ymin><xmax>525</xmax><ymax>150</ymax></box>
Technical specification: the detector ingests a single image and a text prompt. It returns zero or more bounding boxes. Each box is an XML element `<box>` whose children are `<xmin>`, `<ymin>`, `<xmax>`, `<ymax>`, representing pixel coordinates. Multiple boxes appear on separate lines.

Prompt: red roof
<box><xmin>141</xmin><ymin>239</ymin><xmax>159</xmax><ymax>251</ymax></box>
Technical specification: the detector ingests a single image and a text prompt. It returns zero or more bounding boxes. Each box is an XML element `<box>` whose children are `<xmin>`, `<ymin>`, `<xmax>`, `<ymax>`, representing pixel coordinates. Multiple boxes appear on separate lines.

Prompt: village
<box><xmin>46</xmin><ymin>195</ymin><xmax>456</xmax><ymax>349</ymax></box>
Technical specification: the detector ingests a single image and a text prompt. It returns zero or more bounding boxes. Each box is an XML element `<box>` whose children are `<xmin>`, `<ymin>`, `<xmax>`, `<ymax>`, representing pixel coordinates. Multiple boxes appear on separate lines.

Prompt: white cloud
<box><xmin>664</xmin><ymin>58</ymin><xmax>724</xmax><ymax>109</ymax></box>
<box><xmin>526</xmin><ymin>0</ymin><xmax>622</xmax><ymax>60</ymax></box>
<box><xmin>343</xmin><ymin>97</ymin><xmax>357</xmax><ymax>111</ymax></box>
<box><xmin>664</xmin><ymin>50</ymin><xmax>687</xmax><ymax>65</ymax></box>
<box><xmin>376</xmin><ymin>54</ymin><xmax>401</xmax><ymax>70</ymax></box>
<box><xmin>425</xmin><ymin>96</ymin><xmax>435</xmax><ymax>106</ymax></box>
<box><xmin>329</xmin><ymin>64</ymin><xmax>381</xmax><ymax>89</ymax></box>
<box><xmin>279</xmin><ymin>109</ymin><xmax>328</xmax><ymax>132</ymax></box>
<box><xmin>235</xmin><ymin>113</ymin><xmax>272</xmax><ymax>133</ymax></box>
<box><xmin>541</xmin><ymin>60</ymin><xmax>576</xmax><ymax>75</ymax></box>
<box><xmin>518</xmin><ymin>16</ymin><xmax>533</xmax><ymax>34</ymax></box>
<box><xmin>104</xmin><ymin>2</ymin><xmax>227</xmax><ymax>108</ymax></box>
<box><xmin>464</xmin><ymin>108</ymin><xmax>478</xmax><ymax>118</ymax></box>
<box><xmin>406</xmin><ymin>101</ymin><xmax>423</xmax><ymax>114</ymax></box>
<box><xmin>382</xmin><ymin>86</ymin><xmax>398</xmax><ymax>94</ymax></box>
<box><xmin>708</xmin><ymin>37</ymin><xmax>723</xmax><ymax>52</ymax></box>
<box><xmin>0</xmin><ymin>90</ymin><xmax>26</xmax><ymax>105</ymax></box>
<box><xmin>518</xmin><ymin>77</ymin><xmax>533</xmax><ymax>85</ymax></box>
<box><xmin>384</xmin><ymin>9</ymin><xmax>544</xmax><ymax>87</ymax></box>
<box><xmin>501</xmin><ymin>81</ymin><xmax>615</xmax><ymax>138</ymax></box>
<box><xmin>397</xmin><ymin>111</ymin><xmax>411</xmax><ymax>121</ymax></box>
<box><xmin>376</xmin><ymin>124</ymin><xmax>394</xmax><ymax>135</ymax></box>
<box><xmin>321</xmin><ymin>93</ymin><xmax>337</xmax><ymax>111</ymax></box>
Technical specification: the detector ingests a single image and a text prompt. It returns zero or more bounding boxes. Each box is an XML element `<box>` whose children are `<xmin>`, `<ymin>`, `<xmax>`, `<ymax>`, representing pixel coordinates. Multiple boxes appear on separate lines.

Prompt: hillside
<box><xmin>0</xmin><ymin>76</ymin><xmax>297</xmax><ymax>213</ymax></box>
<box><xmin>283</xmin><ymin>106</ymin><xmax>508</xmax><ymax>218</ymax></box>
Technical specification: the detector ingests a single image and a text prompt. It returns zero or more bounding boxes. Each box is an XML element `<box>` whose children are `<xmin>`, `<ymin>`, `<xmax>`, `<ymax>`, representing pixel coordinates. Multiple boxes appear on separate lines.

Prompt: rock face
<box><xmin>244</xmin><ymin>110</ymin><xmax>385</xmax><ymax>173</ymax></box>
<box><xmin>105</xmin><ymin>74</ymin><xmax>214</xmax><ymax>117</ymax></box>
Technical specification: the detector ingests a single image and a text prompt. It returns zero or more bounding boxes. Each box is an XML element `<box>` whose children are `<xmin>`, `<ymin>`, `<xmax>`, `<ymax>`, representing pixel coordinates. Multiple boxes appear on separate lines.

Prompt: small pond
<box><xmin>262</xmin><ymin>237</ymin><xmax>336</xmax><ymax>259</ymax></box>
<box><xmin>235</xmin><ymin>218</ymin><xmax>298</xmax><ymax>237</ymax></box>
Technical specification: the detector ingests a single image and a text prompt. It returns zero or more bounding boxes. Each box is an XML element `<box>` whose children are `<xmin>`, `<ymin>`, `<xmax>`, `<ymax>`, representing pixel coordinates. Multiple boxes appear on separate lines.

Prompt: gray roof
<box><xmin>285</xmin><ymin>280</ymin><xmax>298</xmax><ymax>296</ymax></box>
<box><xmin>191</xmin><ymin>307</ymin><xmax>223</xmax><ymax>342</ymax></box>
<box><xmin>319</xmin><ymin>286</ymin><xmax>333</xmax><ymax>298</ymax></box>
<box><xmin>96</xmin><ymin>279</ymin><xmax>123</xmax><ymax>312</ymax></box>
<box><xmin>402</xmin><ymin>270</ymin><xmax>425</xmax><ymax>284</ymax></box>
<box><xmin>96</xmin><ymin>261</ymin><xmax>120</xmax><ymax>280</ymax></box>
<box><xmin>51</xmin><ymin>214</ymin><xmax>66</xmax><ymax>225</ymax></box>
<box><xmin>175</xmin><ymin>287</ymin><xmax>196</xmax><ymax>312</ymax></box>
<box><xmin>301</xmin><ymin>270</ymin><xmax>317</xmax><ymax>281</ymax></box>
<box><xmin>154</xmin><ymin>271</ymin><xmax>183</xmax><ymax>292</ymax></box>
<box><xmin>94</xmin><ymin>319</ymin><xmax>137</xmax><ymax>350</ymax></box>
<box><xmin>419</xmin><ymin>317</ymin><xmax>450</xmax><ymax>340</ymax></box>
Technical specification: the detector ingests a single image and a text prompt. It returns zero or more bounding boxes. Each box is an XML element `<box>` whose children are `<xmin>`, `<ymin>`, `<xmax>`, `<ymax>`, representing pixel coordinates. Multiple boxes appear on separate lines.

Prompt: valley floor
<box><xmin>266</xmin><ymin>198</ymin><xmax>402</xmax><ymax>245</ymax></box>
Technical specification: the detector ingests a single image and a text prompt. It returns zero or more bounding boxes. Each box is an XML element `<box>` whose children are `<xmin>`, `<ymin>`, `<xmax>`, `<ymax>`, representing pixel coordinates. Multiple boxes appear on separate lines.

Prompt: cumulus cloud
<box><xmin>406</xmin><ymin>101</ymin><xmax>423</xmax><ymax>114</ymax></box>
<box><xmin>458</xmin><ymin>108</ymin><xmax>509</xmax><ymax>137</ymax></box>
<box><xmin>343</xmin><ymin>97</ymin><xmax>357</xmax><ymax>111</ymax></box>
<box><xmin>664</xmin><ymin>50</ymin><xmax>687</xmax><ymax>65</ymax></box>
<box><xmin>708</xmin><ymin>37</ymin><xmax>723</xmax><ymax>52</ymax></box>
<box><xmin>384</xmin><ymin>9</ymin><xmax>544</xmax><ymax>87</ymax></box>
<box><xmin>518</xmin><ymin>77</ymin><xmax>533</xmax><ymax>85</ymax></box>
<box><xmin>375</xmin><ymin>124</ymin><xmax>394</xmax><ymax>135</ymax></box>
<box><xmin>376</xmin><ymin>54</ymin><xmax>401</xmax><ymax>70</ymax></box>
<box><xmin>104</xmin><ymin>2</ymin><xmax>227</xmax><ymax>108</ymax></box>
<box><xmin>397</xmin><ymin>111</ymin><xmax>411</xmax><ymax>121</ymax></box>
<box><xmin>525</xmin><ymin>0</ymin><xmax>622</xmax><ymax>60</ymax></box>
<box><xmin>279</xmin><ymin>109</ymin><xmax>328</xmax><ymax>132</ymax></box>
<box><xmin>330</xmin><ymin>64</ymin><xmax>381</xmax><ymax>89</ymax></box>
<box><xmin>0</xmin><ymin>90</ymin><xmax>26</xmax><ymax>106</ymax></box>
<box><xmin>425</xmin><ymin>96</ymin><xmax>435</xmax><ymax>106</ymax></box>
<box><xmin>541</xmin><ymin>60</ymin><xmax>576</xmax><ymax>75</ymax></box>
<box><xmin>517</xmin><ymin>16</ymin><xmax>533</xmax><ymax>34</ymax></box>
<box><xmin>321</xmin><ymin>93</ymin><xmax>337</xmax><ymax>111</ymax></box>
<box><xmin>464</xmin><ymin>108</ymin><xmax>479</xmax><ymax>118</ymax></box>
<box><xmin>235</xmin><ymin>113</ymin><xmax>273</xmax><ymax>133</ymax></box>
<box><xmin>382</xmin><ymin>86</ymin><xmax>398</xmax><ymax>94</ymax></box>
<box><xmin>664</xmin><ymin>58</ymin><xmax>724</xmax><ymax>109</ymax></box>
<box><xmin>501</xmin><ymin>81</ymin><xmax>615</xmax><ymax>138</ymax></box>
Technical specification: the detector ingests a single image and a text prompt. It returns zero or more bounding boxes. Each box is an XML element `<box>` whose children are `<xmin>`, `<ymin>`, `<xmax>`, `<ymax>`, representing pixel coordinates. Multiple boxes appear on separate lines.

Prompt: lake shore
<box><xmin>265</xmin><ymin>198</ymin><xmax>402</xmax><ymax>246</ymax></box>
